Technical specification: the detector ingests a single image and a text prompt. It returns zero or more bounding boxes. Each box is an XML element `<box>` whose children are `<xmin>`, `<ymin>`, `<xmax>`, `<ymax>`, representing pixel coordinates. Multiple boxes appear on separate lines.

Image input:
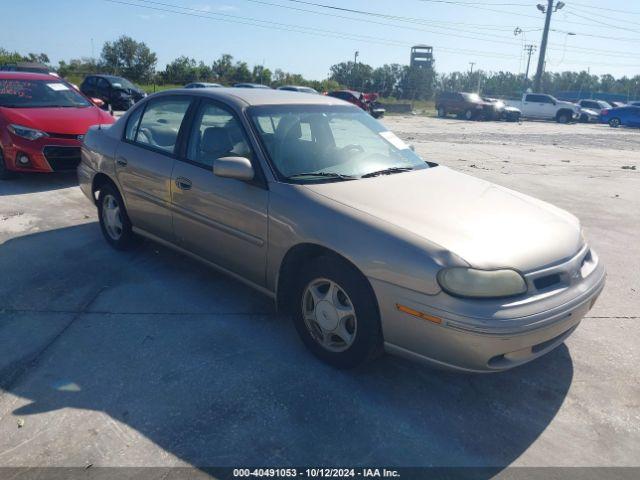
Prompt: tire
<box><xmin>579</xmin><ymin>113</ymin><xmax>589</xmax><ymax>123</ymax></box>
<box><xmin>0</xmin><ymin>147</ymin><xmax>16</xmax><ymax>180</ymax></box>
<box><xmin>556</xmin><ymin>111</ymin><xmax>571</xmax><ymax>124</ymax></box>
<box><xmin>464</xmin><ymin>109</ymin><xmax>474</xmax><ymax>120</ymax></box>
<box><xmin>437</xmin><ymin>106</ymin><xmax>446</xmax><ymax>117</ymax></box>
<box><xmin>97</xmin><ymin>183</ymin><xmax>136</xmax><ymax>250</ymax></box>
<box><xmin>508</xmin><ymin>113</ymin><xmax>520</xmax><ymax>122</ymax></box>
<box><xmin>609</xmin><ymin>118</ymin><xmax>621</xmax><ymax>128</ymax></box>
<box><xmin>292</xmin><ymin>256</ymin><xmax>383</xmax><ymax>369</ymax></box>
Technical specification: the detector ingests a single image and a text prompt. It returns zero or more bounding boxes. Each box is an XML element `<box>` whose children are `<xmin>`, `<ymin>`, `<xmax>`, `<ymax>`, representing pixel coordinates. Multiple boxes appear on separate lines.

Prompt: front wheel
<box><xmin>556</xmin><ymin>111</ymin><xmax>571</xmax><ymax>124</ymax></box>
<box><xmin>292</xmin><ymin>256</ymin><xmax>382</xmax><ymax>369</ymax></box>
<box><xmin>608</xmin><ymin>118</ymin><xmax>621</xmax><ymax>128</ymax></box>
<box><xmin>97</xmin><ymin>184</ymin><xmax>137</xmax><ymax>250</ymax></box>
<box><xmin>437</xmin><ymin>106</ymin><xmax>446</xmax><ymax>117</ymax></box>
<box><xmin>464</xmin><ymin>109</ymin><xmax>474</xmax><ymax>120</ymax></box>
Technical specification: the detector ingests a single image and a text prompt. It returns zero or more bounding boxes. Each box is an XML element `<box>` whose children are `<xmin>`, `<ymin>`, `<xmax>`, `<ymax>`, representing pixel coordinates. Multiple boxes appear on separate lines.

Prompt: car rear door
<box><xmin>115</xmin><ymin>95</ymin><xmax>193</xmax><ymax>242</ymax></box>
<box><xmin>170</xmin><ymin>98</ymin><xmax>269</xmax><ymax>286</ymax></box>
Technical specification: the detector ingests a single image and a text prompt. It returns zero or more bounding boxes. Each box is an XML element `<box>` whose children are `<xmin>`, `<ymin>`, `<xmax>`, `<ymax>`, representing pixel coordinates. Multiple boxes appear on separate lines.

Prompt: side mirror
<box><xmin>213</xmin><ymin>156</ymin><xmax>254</xmax><ymax>181</ymax></box>
<box><xmin>91</xmin><ymin>98</ymin><xmax>105</xmax><ymax>108</ymax></box>
<box><xmin>409</xmin><ymin>144</ymin><xmax>416</xmax><ymax>152</ymax></box>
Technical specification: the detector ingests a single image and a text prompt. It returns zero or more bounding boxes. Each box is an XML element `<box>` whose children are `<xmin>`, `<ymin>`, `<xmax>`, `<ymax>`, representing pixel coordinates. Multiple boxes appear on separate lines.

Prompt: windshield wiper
<box><xmin>288</xmin><ymin>172</ymin><xmax>356</xmax><ymax>181</ymax></box>
<box><xmin>361</xmin><ymin>166</ymin><xmax>415</xmax><ymax>178</ymax></box>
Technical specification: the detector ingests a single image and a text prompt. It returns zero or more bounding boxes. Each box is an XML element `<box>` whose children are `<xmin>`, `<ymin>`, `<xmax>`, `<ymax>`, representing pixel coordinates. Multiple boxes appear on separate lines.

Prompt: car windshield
<box><xmin>0</xmin><ymin>79</ymin><xmax>91</xmax><ymax>108</ymax></box>
<box><xmin>249</xmin><ymin>104</ymin><xmax>428</xmax><ymax>182</ymax></box>
<box><xmin>107</xmin><ymin>76</ymin><xmax>137</xmax><ymax>90</ymax></box>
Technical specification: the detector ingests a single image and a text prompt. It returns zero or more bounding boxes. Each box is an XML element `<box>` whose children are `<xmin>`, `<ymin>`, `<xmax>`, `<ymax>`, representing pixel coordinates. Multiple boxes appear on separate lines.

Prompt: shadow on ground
<box><xmin>0</xmin><ymin>171</ymin><xmax>78</xmax><ymax>196</ymax></box>
<box><xmin>0</xmin><ymin>224</ymin><xmax>574</xmax><ymax>472</ymax></box>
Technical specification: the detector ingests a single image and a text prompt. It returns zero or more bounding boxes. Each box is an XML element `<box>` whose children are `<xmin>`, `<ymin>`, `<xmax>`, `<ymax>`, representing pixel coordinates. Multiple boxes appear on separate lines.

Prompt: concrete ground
<box><xmin>0</xmin><ymin>117</ymin><xmax>638</xmax><ymax>472</ymax></box>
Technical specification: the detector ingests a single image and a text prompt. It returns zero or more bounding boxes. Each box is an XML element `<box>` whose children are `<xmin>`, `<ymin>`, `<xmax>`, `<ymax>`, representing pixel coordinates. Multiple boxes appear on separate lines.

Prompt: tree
<box><xmin>397</xmin><ymin>65</ymin><xmax>436</xmax><ymax>100</ymax></box>
<box><xmin>100</xmin><ymin>36</ymin><xmax>157</xmax><ymax>83</ymax></box>
<box><xmin>252</xmin><ymin>65</ymin><xmax>272</xmax><ymax>85</ymax></box>
<box><xmin>212</xmin><ymin>54</ymin><xmax>234</xmax><ymax>82</ymax></box>
<box><xmin>329</xmin><ymin>61</ymin><xmax>373</xmax><ymax>91</ymax></box>
<box><xmin>371</xmin><ymin>64</ymin><xmax>404</xmax><ymax>97</ymax></box>
<box><xmin>0</xmin><ymin>48</ymin><xmax>50</xmax><ymax>66</ymax></box>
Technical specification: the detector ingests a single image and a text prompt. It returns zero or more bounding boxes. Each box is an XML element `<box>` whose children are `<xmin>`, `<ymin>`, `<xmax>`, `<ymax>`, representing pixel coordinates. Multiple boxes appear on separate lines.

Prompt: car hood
<box><xmin>303</xmin><ymin>166</ymin><xmax>582</xmax><ymax>272</ymax></box>
<box><xmin>0</xmin><ymin>106</ymin><xmax>114</xmax><ymax>135</ymax></box>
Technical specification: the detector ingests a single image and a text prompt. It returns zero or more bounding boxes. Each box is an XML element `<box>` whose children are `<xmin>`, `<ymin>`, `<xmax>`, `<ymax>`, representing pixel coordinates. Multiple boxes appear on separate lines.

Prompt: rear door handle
<box><xmin>116</xmin><ymin>158</ymin><xmax>128</xmax><ymax>167</ymax></box>
<box><xmin>175</xmin><ymin>177</ymin><xmax>192</xmax><ymax>190</ymax></box>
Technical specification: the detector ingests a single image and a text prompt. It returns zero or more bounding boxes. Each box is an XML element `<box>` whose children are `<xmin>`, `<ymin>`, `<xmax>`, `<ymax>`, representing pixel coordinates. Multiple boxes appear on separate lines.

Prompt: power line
<box><xmin>564</xmin><ymin>9</ymin><xmax>640</xmax><ymax>34</ymax></box>
<box><xmin>104</xmin><ymin>0</ymin><xmax>521</xmax><ymax>60</ymax></box>
<box><xmin>243</xmin><ymin>0</ymin><xmax>527</xmax><ymax>46</ymax></box>
<box><xmin>280</xmin><ymin>0</ymin><xmax>527</xmax><ymax>31</ymax></box>
<box><xmin>569</xmin><ymin>2</ymin><xmax>640</xmax><ymax>16</ymax></box>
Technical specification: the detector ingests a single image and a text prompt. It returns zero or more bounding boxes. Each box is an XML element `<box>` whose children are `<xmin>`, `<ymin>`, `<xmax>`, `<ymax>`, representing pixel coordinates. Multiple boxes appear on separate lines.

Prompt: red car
<box><xmin>0</xmin><ymin>72</ymin><xmax>114</xmax><ymax>179</ymax></box>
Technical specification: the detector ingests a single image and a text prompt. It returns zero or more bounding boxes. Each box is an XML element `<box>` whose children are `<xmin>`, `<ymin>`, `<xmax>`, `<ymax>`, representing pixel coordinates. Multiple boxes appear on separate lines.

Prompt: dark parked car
<box><xmin>184</xmin><ymin>82</ymin><xmax>222</xmax><ymax>89</ymax></box>
<box><xmin>277</xmin><ymin>85</ymin><xmax>318</xmax><ymax>94</ymax></box>
<box><xmin>234</xmin><ymin>83</ymin><xmax>271</xmax><ymax>89</ymax></box>
<box><xmin>327</xmin><ymin>90</ymin><xmax>385</xmax><ymax>118</ymax></box>
<box><xmin>436</xmin><ymin>91</ymin><xmax>494</xmax><ymax>120</ymax></box>
<box><xmin>80</xmin><ymin>75</ymin><xmax>146</xmax><ymax>111</ymax></box>
<box><xmin>599</xmin><ymin>106</ymin><xmax>640</xmax><ymax>128</ymax></box>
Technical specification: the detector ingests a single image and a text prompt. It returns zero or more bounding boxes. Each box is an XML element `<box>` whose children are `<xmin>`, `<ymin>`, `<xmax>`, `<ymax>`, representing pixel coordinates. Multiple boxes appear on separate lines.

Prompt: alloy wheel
<box><xmin>302</xmin><ymin>278</ymin><xmax>357</xmax><ymax>353</ymax></box>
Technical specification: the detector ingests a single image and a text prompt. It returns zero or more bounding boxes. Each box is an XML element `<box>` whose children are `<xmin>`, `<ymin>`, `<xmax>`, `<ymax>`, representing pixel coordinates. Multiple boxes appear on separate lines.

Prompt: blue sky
<box><xmin>2</xmin><ymin>0</ymin><xmax>639</xmax><ymax>79</ymax></box>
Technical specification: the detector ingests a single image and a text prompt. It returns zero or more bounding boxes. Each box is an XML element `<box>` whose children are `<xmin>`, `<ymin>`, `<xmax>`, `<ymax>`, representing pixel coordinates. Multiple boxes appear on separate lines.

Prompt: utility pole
<box><xmin>523</xmin><ymin>44</ymin><xmax>537</xmax><ymax>87</ymax></box>
<box><xmin>533</xmin><ymin>0</ymin><xmax>565</xmax><ymax>92</ymax></box>
<box><xmin>469</xmin><ymin>62</ymin><xmax>475</xmax><ymax>75</ymax></box>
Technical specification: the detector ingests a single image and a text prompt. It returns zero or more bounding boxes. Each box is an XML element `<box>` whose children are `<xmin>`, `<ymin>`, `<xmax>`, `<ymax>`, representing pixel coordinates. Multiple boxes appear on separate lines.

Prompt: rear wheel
<box><xmin>437</xmin><ymin>106</ymin><xmax>446</xmax><ymax>117</ymax></box>
<box><xmin>292</xmin><ymin>256</ymin><xmax>383</xmax><ymax>369</ymax></box>
<box><xmin>608</xmin><ymin>118</ymin><xmax>621</xmax><ymax>128</ymax></box>
<box><xmin>0</xmin><ymin>148</ymin><xmax>16</xmax><ymax>180</ymax></box>
<box><xmin>464</xmin><ymin>109</ymin><xmax>474</xmax><ymax>120</ymax></box>
<box><xmin>97</xmin><ymin>184</ymin><xmax>136</xmax><ymax>250</ymax></box>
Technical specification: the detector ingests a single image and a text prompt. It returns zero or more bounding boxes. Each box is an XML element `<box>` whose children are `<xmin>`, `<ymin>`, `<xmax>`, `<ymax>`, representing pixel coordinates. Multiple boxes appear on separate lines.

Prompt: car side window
<box><xmin>186</xmin><ymin>101</ymin><xmax>253</xmax><ymax>169</ymax></box>
<box><xmin>134</xmin><ymin>97</ymin><xmax>191</xmax><ymax>154</ymax></box>
<box><xmin>97</xmin><ymin>78</ymin><xmax>110</xmax><ymax>92</ymax></box>
<box><xmin>124</xmin><ymin>104</ymin><xmax>145</xmax><ymax>142</ymax></box>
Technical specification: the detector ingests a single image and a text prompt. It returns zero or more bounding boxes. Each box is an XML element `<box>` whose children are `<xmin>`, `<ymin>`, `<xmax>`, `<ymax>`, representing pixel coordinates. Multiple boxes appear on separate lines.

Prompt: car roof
<box><xmin>0</xmin><ymin>71</ymin><xmax>60</xmax><ymax>81</ymax></box>
<box><xmin>152</xmin><ymin>87</ymin><xmax>352</xmax><ymax>107</ymax></box>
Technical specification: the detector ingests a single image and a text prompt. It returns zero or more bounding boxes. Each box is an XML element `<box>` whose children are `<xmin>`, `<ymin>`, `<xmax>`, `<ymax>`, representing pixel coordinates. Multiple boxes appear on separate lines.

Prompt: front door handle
<box><xmin>175</xmin><ymin>177</ymin><xmax>192</xmax><ymax>191</ymax></box>
<box><xmin>116</xmin><ymin>158</ymin><xmax>128</xmax><ymax>167</ymax></box>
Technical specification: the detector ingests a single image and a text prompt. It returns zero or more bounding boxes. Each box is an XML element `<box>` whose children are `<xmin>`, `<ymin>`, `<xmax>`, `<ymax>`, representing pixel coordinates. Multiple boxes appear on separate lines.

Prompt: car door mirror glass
<box><xmin>214</xmin><ymin>156</ymin><xmax>255</xmax><ymax>181</ymax></box>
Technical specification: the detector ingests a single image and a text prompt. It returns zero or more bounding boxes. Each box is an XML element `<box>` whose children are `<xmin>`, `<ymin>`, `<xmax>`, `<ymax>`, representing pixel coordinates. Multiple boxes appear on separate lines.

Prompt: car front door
<box><xmin>170</xmin><ymin>99</ymin><xmax>269</xmax><ymax>286</ymax></box>
<box><xmin>115</xmin><ymin>95</ymin><xmax>193</xmax><ymax>242</ymax></box>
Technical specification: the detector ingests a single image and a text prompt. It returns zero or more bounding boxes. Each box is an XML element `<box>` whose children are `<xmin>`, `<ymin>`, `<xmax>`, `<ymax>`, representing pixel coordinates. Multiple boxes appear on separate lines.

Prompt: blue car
<box><xmin>600</xmin><ymin>106</ymin><xmax>640</xmax><ymax>128</ymax></box>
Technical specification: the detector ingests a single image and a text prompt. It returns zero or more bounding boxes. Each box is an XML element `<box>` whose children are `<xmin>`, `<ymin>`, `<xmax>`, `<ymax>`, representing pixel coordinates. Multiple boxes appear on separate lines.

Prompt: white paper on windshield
<box><xmin>379</xmin><ymin>131</ymin><xmax>409</xmax><ymax>150</ymax></box>
<box><xmin>46</xmin><ymin>83</ymin><xmax>70</xmax><ymax>91</ymax></box>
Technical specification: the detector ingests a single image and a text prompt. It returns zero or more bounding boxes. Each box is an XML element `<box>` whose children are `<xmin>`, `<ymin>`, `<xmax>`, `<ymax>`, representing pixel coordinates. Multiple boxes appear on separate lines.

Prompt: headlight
<box><xmin>8</xmin><ymin>124</ymin><xmax>48</xmax><ymax>141</ymax></box>
<box><xmin>437</xmin><ymin>267</ymin><xmax>527</xmax><ymax>298</ymax></box>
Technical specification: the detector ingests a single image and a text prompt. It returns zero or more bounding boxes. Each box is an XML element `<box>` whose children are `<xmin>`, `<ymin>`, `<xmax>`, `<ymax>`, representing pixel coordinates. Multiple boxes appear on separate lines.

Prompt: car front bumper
<box><xmin>370</xmin><ymin>247</ymin><xmax>606</xmax><ymax>372</ymax></box>
<box><xmin>2</xmin><ymin>133</ymin><xmax>83</xmax><ymax>173</ymax></box>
